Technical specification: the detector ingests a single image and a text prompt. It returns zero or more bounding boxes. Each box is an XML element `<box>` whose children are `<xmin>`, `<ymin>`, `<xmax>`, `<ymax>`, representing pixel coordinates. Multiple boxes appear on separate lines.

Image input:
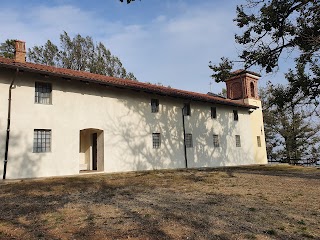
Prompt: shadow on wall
<box><xmin>103</xmin><ymin>94</ymin><xmax>253</xmax><ymax>172</ymax></box>
<box><xmin>0</xmin><ymin>74</ymin><xmax>255</xmax><ymax>179</ymax></box>
<box><xmin>0</xmin><ymin>131</ymin><xmax>41</xmax><ymax>179</ymax></box>
<box><xmin>103</xmin><ymin>97</ymin><xmax>184</xmax><ymax>171</ymax></box>
<box><xmin>187</xmin><ymin>107</ymin><xmax>249</xmax><ymax>168</ymax></box>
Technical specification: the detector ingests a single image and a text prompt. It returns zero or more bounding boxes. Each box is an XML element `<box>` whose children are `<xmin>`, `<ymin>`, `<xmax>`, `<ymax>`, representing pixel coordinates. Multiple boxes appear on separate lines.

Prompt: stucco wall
<box><xmin>0</xmin><ymin>69</ymin><xmax>267</xmax><ymax>179</ymax></box>
<box><xmin>244</xmin><ymin>98</ymin><xmax>268</xmax><ymax>164</ymax></box>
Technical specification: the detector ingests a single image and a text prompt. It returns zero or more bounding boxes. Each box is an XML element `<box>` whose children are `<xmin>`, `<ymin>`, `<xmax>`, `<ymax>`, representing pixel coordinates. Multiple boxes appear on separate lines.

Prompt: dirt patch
<box><xmin>0</xmin><ymin>165</ymin><xmax>319</xmax><ymax>239</ymax></box>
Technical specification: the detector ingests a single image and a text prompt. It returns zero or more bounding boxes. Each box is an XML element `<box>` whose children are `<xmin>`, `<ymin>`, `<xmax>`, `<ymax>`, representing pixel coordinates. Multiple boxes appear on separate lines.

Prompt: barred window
<box><xmin>185</xmin><ymin>133</ymin><xmax>193</xmax><ymax>148</ymax></box>
<box><xmin>151</xmin><ymin>99</ymin><xmax>159</xmax><ymax>113</ymax></box>
<box><xmin>233</xmin><ymin>110</ymin><xmax>238</xmax><ymax>121</ymax></box>
<box><xmin>213</xmin><ymin>134</ymin><xmax>219</xmax><ymax>147</ymax></box>
<box><xmin>211</xmin><ymin>107</ymin><xmax>217</xmax><ymax>119</ymax></box>
<box><xmin>235</xmin><ymin>135</ymin><xmax>241</xmax><ymax>147</ymax></box>
<box><xmin>33</xmin><ymin>129</ymin><xmax>51</xmax><ymax>153</ymax></box>
<box><xmin>183</xmin><ymin>103</ymin><xmax>191</xmax><ymax>116</ymax></box>
<box><xmin>257</xmin><ymin>136</ymin><xmax>261</xmax><ymax>147</ymax></box>
<box><xmin>35</xmin><ymin>82</ymin><xmax>52</xmax><ymax>104</ymax></box>
<box><xmin>152</xmin><ymin>133</ymin><xmax>161</xmax><ymax>149</ymax></box>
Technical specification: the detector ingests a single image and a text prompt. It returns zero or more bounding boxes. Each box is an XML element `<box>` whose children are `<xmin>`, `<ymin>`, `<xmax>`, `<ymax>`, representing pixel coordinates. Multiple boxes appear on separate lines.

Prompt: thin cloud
<box><xmin>106</xmin><ymin>3</ymin><xmax>239</xmax><ymax>93</ymax></box>
<box><xmin>1</xmin><ymin>0</ymin><xmax>286</xmax><ymax>93</ymax></box>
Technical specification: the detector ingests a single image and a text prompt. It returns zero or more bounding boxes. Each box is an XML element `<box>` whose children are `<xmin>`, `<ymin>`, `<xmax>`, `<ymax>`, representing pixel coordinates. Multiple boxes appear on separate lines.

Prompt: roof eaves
<box><xmin>0</xmin><ymin>59</ymin><xmax>257</xmax><ymax>109</ymax></box>
<box><xmin>231</xmin><ymin>69</ymin><xmax>261</xmax><ymax>77</ymax></box>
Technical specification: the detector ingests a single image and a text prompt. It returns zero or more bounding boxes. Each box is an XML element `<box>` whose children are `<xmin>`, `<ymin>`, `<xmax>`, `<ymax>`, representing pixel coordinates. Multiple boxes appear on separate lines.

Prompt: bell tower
<box><xmin>225</xmin><ymin>69</ymin><xmax>267</xmax><ymax>164</ymax></box>
<box><xmin>225</xmin><ymin>69</ymin><xmax>260</xmax><ymax>106</ymax></box>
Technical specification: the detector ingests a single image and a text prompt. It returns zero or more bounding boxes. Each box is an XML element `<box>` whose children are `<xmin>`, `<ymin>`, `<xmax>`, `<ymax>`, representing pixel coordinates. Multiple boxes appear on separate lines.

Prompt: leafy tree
<box><xmin>27</xmin><ymin>32</ymin><xmax>137</xmax><ymax>80</ymax></box>
<box><xmin>0</xmin><ymin>39</ymin><xmax>15</xmax><ymax>59</ymax></box>
<box><xmin>210</xmin><ymin>0</ymin><xmax>320</xmax><ymax>101</ymax></box>
<box><xmin>260</xmin><ymin>82</ymin><xmax>320</xmax><ymax>163</ymax></box>
<box><xmin>217</xmin><ymin>88</ymin><xmax>227</xmax><ymax>98</ymax></box>
<box><xmin>27</xmin><ymin>40</ymin><xmax>59</xmax><ymax>66</ymax></box>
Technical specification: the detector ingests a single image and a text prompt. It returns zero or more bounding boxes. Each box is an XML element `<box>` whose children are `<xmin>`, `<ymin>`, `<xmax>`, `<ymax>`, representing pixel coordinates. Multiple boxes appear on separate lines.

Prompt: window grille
<box><xmin>185</xmin><ymin>133</ymin><xmax>193</xmax><ymax>148</ymax></box>
<box><xmin>33</xmin><ymin>129</ymin><xmax>51</xmax><ymax>152</ymax></box>
<box><xmin>35</xmin><ymin>82</ymin><xmax>52</xmax><ymax>104</ymax></box>
<box><xmin>152</xmin><ymin>133</ymin><xmax>161</xmax><ymax>148</ymax></box>
<box><xmin>213</xmin><ymin>134</ymin><xmax>219</xmax><ymax>147</ymax></box>
<box><xmin>235</xmin><ymin>135</ymin><xmax>241</xmax><ymax>147</ymax></box>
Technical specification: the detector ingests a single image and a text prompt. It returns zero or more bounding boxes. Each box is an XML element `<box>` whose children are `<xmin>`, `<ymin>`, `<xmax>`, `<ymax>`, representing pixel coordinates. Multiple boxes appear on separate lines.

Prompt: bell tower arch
<box><xmin>225</xmin><ymin>69</ymin><xmax>260</xmax><ymax>103</ymax></box>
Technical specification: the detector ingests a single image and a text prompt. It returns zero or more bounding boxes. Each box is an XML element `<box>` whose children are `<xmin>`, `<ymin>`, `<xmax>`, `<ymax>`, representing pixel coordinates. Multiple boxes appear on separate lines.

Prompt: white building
<box><xmin>0</xmin><ymin>40</ymin><xmax>267</xmax><ymax>179</ymax></box>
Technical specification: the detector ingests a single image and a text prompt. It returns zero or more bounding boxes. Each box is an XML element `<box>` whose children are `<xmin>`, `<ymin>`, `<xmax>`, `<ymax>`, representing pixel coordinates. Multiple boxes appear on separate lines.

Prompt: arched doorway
<box><xmin>79</xmin><ymin>128</ymin><xmax>104</xmax><ymax>172</ymax></box>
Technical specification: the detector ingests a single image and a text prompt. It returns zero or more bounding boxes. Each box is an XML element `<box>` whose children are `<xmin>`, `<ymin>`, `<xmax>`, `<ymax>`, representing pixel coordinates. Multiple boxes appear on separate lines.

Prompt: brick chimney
<box><xmin>14</xmin><ymin>40</ymin><xmax>26</xmax><ymax>63</ymax></box>
<box><xmin>225</xmin><ymin>69</ymin><xmax>261</xmax><ymax>101</ymax></box>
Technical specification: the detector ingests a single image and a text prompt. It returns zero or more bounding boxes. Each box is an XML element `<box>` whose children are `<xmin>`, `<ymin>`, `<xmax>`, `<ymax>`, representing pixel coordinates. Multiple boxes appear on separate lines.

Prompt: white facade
<box><xmin>0</xmin><ymin>67</ymin><xmax>267</xmax><ymax>179</ymax></box>
<box><xmin>0</xmin><ymin>40</ymin><xmax>268</xmax><ymax>180</ymax></box>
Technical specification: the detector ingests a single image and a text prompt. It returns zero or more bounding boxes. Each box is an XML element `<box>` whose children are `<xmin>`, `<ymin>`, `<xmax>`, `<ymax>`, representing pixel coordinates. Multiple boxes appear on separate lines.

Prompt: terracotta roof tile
<box><xmin>0</xmin><ymin>57</ymin><xmax>256</xmax><ymax>109</ymax></box>
<box><xmin>231</xmin><ymin>69</ymin><xmax>261</xmax><ymax>77</ymax></box>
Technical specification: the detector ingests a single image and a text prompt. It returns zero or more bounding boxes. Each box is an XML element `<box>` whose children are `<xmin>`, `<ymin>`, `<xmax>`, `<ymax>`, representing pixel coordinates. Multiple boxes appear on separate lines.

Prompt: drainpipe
<box><xmin>3</xmin><ymin>68</ymin><xmax>19</xmax><ymax>180</ymax></box>
<box><xmin>182</xmin><ymin>106</ymin><xmax>188</xmax><ymax>168</ymax></box>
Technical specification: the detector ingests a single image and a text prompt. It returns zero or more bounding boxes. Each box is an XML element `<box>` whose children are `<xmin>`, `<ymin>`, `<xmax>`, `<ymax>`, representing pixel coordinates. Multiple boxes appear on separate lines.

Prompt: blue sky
<box><xmin>1</xmin><ymin>0</ymin><xmax>291</xmax><ymax>94</ymax></box>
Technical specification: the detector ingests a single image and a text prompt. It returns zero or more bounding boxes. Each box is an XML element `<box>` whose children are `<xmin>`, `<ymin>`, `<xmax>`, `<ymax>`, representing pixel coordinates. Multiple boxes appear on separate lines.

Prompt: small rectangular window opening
<box><xmin>185</xmin><ymin>133</ymin><xmax>193</xmax><ymax>148</ymax></box>
<box><xmin>257</xmin><ymin>136</ymin><xmax>261</xmax><ymax>147</ymax></box>
<box><xmin>235</xmin><ymin>135</ymin><xmax>241</xmax><ymax>147</ymax></box>
<box><xmin>233</xmin><ymin>110</ymin><xmax>238</xmax><ymax>121</ymax></box>
<box><xmin>213</xmin><ymin>134</ymin><xmax>219</xmax><ymax>147</ymax></box>
<box><xmin>211</xmin><ymin>107</ymin><xmax>217</xmax><ymax>119</ymax></box>
<box><xmin>151</xmin><ymin>99</ymin><xmax>159</xmax><ymax>113</ymax></box>
<box><xmin>183</xmin><ymin>103</ymin><xmax>191</xmax><ymax>116</ymax></box>
<box><xmin>152</xmin><ymin>133</ymin><xmax>161</xmax><ymax>148</ymax></box>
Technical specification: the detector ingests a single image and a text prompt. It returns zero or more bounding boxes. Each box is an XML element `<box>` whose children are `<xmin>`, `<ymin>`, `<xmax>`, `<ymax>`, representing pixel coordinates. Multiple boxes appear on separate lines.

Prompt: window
<box><xmin>213</xmin><ymin>134</ymin><xmax>219</xmax><ymax>147</ymax></box>
<box><xmin>185</xmin><ymin>133</ymin><xmax>193</xmax><ymax>148</ymax></box>
<box><xmin>250</xmin><ymin>82</ymin><xmax>255</xmax><ymax>97</ymax></box>
<box><xmin>151</xmin><ymin>99</ymin><xmax>159</xmax><ymax>113</ymax></box>
<box><xmin>211</xmin><ymin>107</ymin><xmax>217</xmax><ymax>119</ymax></box>
<box><xmin>257</xmin><ymin>136</ymin><xmax>261</xmax><ymax>147</ymax></box>
<box><xmin>233</xmin><ymin>110</ymin><xmax>238</xmax><ymax>121</ymax></box>
<box><xmin>152</xmin><ymin>133</ymin><xmax>161</xmax><ymax>149</ymax></box>
<box><xmin>33</xmin><ymin>129</ymin><xmax>51</xmax><ymax>152</ymax></box>
<box><xmin>183</xmin><ymin>103</ymin><xmax>191</xmax><ymax>116</ymax></box>
<box><xmin>35</xmin><ymin>82</ymin><xmax>52</xmax><ymax>104</ymax></box>
<box><xmin>235</xmin><ymin>135</ymin><xmax>241</xmax><ymax>147</ymax></box>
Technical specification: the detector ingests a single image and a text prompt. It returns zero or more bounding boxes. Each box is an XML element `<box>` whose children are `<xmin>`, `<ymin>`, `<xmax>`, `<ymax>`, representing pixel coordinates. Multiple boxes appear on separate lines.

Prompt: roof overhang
<box><xmin>0</xmin><ymin>59</ymin><xmax>258</xmax><ymax>109</ymax></box>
